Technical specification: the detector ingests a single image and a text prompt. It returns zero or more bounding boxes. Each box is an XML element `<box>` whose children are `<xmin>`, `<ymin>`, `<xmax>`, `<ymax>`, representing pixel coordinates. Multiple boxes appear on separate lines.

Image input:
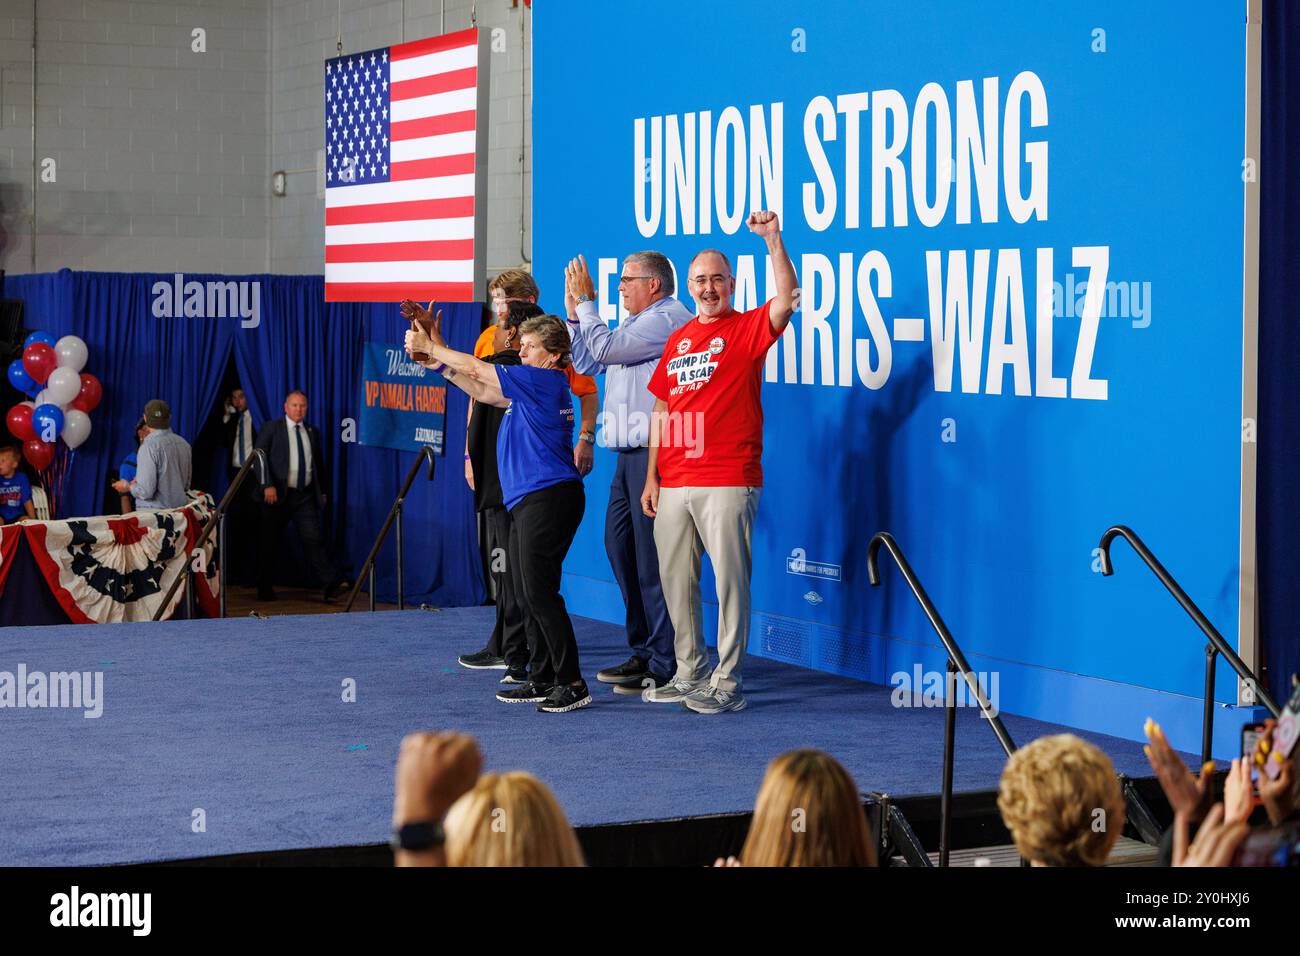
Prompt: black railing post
<box><xmin>940</xmin><ymin>657</ymin><xmax>957</xmax><ymax>868</ymax></box>
<box><xmin>1098</xmin><ymin>526</ymin><xmax>1280</xmax><ymax>740</ymax></box>
<box><xmin>867</xmin><ymin>531</ymin><xmax>1018</xmax><ymax>867</ymax></box>
<box><xmin>346</xmin><ymin>447</ymin><xmax>436</xmax><ymax>613</ymax></box>
<box><xmin>217</xmin><ymin>511</ymin><xmax>228</xmax><ymax>620</ymax></box>
<box><xmin>396</xmin><ymin>501</ymin><xmax>405</xmax><ymax>611</ymax></box>
<box><xmin>1203</xmin><ymin>645</ymin><xmax>1219</xmax><ymax>766</ymax></box>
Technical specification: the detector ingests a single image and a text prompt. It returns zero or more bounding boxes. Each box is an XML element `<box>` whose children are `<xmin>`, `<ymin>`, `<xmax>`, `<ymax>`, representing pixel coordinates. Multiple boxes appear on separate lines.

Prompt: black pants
<box><xmin>482</xmin><ymin>505</ymin><xmax>530</xmax><ymax>667</ymax></box>
<box><xmin>509</xmin><ymin>480</ymin><xmax>585</xmax><ymax>685</ymax></box>
<box><xmin>258</xmin><ymin>484</ymin><xmax>340</xmax><ymax>590</ymax></box>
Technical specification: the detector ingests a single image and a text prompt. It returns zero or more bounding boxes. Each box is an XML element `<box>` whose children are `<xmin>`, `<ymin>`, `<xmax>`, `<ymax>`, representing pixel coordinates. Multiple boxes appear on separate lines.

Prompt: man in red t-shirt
<box><xmin>640</xmin><ymin>210</ymin><xmax>798</xmax><ymax>714</ymax></box>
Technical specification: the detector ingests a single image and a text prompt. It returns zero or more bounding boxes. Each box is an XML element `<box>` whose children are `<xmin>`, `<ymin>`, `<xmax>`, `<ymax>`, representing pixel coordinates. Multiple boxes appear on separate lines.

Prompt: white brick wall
<box><xmin>0</xmin><ymin>0</ymin><xmax>271</xmax><ymax>274</ymax></box>
<box><xmin>0</xmin><ymin>0</ymin><xmax>531</xmax><ymax>283</ymax></box>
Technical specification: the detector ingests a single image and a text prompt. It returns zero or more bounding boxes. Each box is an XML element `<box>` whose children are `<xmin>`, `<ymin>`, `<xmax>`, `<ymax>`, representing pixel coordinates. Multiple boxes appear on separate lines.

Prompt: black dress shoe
<box><xmin>612</xmin><ymin>671</ymin><xmax>671</xmax><ymax>696</ymax></box>
<box><xmin>596</xmin><ymin>656</ymin><xmax>649</xmax><ymax>684</ymax></box>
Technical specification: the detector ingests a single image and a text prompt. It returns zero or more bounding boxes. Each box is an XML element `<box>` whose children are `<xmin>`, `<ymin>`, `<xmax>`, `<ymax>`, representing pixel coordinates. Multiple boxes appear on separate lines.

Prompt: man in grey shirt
<box><xmin>112</xmin><ymin>399</ymin><xmax>192</xmax><ymax>510</ymax></box>
<box><xmin>564</xmin><ymin>251</ymin><xmax>692</xmax><ymax>695</ymax></box>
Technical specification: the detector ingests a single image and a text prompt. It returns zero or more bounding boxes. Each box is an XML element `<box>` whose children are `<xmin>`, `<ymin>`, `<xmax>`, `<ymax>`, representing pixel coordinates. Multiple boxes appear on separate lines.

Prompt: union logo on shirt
<box><xmin>708</xmin><ymin>336</ymin><xmax>725</xmax><ymax>355</ymax></box>
<box><xmin>676</xmin><ymin>338</ymin><xmax>692</xmax><ymax>354</ymax></box>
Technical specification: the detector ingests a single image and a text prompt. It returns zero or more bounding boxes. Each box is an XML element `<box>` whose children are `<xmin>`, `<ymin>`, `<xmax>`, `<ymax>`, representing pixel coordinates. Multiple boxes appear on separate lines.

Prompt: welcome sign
<box><xmin>535</xmin><ymin>0</ymin><xmax>1255</xmax><ymax>751</ymax></box>
<box><xmin>358</xmin><ymin>342</ymin><xmax>448</xmax><ymax>454</ymax></box>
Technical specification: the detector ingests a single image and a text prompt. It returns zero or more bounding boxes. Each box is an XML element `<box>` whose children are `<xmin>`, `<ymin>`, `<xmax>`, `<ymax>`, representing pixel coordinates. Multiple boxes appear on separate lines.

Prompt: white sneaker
<box><xmin>647</xmin><ymin>676</ymin><xmax>706</xmax><ymax>703</ymax></box>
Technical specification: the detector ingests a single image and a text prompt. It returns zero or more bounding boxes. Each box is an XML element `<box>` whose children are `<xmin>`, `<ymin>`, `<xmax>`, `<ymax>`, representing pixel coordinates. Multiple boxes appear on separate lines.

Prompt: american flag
<box><xmin>324</xmin><ymin>28</ymin><xmax>483</xmax><ymax>302</ymax></box>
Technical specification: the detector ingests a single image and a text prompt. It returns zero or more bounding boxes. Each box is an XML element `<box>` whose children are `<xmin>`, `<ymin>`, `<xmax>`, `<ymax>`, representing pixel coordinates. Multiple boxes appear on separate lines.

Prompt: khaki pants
<box><xmin>652</xmin><ymin>485</ymin><xmax>760</xmax><ymax>692</ymax></box>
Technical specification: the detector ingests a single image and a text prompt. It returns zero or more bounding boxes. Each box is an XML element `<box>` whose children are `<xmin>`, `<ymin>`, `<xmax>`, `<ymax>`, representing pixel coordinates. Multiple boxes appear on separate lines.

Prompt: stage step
<box><xmin>903</xmin><ymin>836</ymin><xmax>1160</xmax><ymax>868</ymax></box>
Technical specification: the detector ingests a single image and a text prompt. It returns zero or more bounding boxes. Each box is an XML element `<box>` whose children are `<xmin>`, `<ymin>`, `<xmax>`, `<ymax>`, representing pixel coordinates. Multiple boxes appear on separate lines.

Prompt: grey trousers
<box><xmin>652</xmin><ymin>485</ymin><xmax>760</xmax><ymax>692</ymax></box>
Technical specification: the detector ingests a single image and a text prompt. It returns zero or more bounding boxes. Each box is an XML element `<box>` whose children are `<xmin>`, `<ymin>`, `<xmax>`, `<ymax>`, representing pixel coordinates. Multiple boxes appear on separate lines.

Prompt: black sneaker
<box><xmin>537</xmin><ymin>681</ymin><xmax>592</xmax><ymax>713</ymax></box>
<box><xmin>612</xmin><ymin>671</ymin><xmax>670</xmax><ymax>696</ymax></box>
<box><xmin>596</xmin><ymin>656</ymin><xmax>649</xmax><ymax>684</ymax></box>
<box><xmin>499</xmin><ymin>664</ymin><xmax>528</xmax><ymax>684</ymax></box>
<box><xmin>459</xmin><ymin>650</ymin><xmax>507</xmax><ymax>670</ymax></box>
<box><xmin>496</xmin><ymin>681</ymin><xmax>551</xmax><ymax>703</ymax></box>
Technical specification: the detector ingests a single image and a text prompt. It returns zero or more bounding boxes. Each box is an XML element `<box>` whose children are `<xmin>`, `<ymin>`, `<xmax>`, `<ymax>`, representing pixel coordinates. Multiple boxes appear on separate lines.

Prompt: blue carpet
<box><xmin>0</xmin><ymin>608</ymin><xmax>1188</xmax><ymax>866</ymax></box>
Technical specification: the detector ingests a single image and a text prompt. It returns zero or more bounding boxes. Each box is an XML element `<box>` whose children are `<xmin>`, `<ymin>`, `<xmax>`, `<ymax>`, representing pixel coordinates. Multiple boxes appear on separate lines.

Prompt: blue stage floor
<box><xmin>0</xmin><ymin>607</ymin><xmax>1186</xmax><ymax>866</ymax></box>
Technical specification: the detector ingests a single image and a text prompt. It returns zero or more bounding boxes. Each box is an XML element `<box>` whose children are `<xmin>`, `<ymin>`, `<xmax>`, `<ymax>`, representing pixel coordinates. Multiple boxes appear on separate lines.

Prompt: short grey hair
<box><xmin>625</xmin><ymin>250</ymin><xmax>675</xmax><ymax>297</ymax></box>
<box><xmin>519</xmin><ymin>315</ymin><xmax>573</xmax><ymax>369</ymax></box>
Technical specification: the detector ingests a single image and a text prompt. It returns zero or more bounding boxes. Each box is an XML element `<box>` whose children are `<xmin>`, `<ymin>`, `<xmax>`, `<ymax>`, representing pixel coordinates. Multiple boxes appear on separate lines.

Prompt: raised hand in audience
<box><xmin>392</xmin><ymin>731</ymin><xmax>482</xmax><ymax>867</ymax></box>
<box><xmin>1144</xmin><ymin>718</ymin><xmax>1214</xmax><ymax>824</ymax></box>
<box><xmin>1173</xmin><ymin>804</ymin><xmax>1249</xmax><ymax>867</ymax></box>
<box><xmin>1223</xmin><ymin>757</ymin><xmax>1256</xmax><ymax>825</ymax></box>
<box><xmin>1255</xmin><ymin>719</ymin><xmax>1297</xmax><ymax>825</ymax></box>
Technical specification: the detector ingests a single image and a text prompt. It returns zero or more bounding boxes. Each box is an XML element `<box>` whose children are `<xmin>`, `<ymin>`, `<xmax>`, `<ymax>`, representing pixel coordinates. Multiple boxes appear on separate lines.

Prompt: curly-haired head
<box><xmin>997</xmin><ymin>734</ymin><xmax>1124</xmax><ymax>867</ymax></box>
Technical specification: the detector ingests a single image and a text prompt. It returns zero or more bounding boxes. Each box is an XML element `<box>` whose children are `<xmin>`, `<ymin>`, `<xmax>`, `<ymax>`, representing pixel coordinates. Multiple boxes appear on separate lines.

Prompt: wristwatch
<box><xmin>575</xmin><ymin>293</ymin><xmax>592</xmax><ymax>305</ymax></box>
<box><xmin>391</xmin><ymin>820</ymin><xmax>445</xmax><ymax>853</ymax></box>
<box><xmin>579</xmin><ymin>431</ymin><xmax>596</xmax><ymax>444</ymax></box>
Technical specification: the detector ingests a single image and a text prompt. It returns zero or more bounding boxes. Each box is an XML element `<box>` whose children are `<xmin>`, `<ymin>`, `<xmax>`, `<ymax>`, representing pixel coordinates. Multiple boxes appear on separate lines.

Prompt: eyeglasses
<box><xmin>617</xmin><ymin>275</ymin><xmax>654</xmax><ymax>285</ymax></box>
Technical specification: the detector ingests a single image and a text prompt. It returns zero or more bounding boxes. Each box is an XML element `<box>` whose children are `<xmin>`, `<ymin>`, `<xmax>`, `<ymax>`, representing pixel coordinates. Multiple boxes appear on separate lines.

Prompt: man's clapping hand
<box><xmin>565</xmin><ymin>256</ymin><xmax>596</xmax><ymax>304</ymax></box>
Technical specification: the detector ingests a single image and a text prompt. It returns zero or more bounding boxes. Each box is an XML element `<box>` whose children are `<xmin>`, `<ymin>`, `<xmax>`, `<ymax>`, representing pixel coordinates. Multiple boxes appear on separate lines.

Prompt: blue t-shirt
<box><xmin>495</xmin><ymin>364</ymin><xmax>581</xmax><ymax>510</ymax></box>
<box><xmin>119</xmin><ymin>452</ymin><xmax>138</xmax><ymax>482</ymax></box>
<box><xmin>0</xmin><ymin>471</ymin><xmax>32</xmax><ymax>521</ymax></box>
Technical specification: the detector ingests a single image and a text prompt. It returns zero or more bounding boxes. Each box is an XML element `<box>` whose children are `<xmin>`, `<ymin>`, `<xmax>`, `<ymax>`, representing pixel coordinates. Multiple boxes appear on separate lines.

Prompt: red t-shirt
<box><xmin>647</xmin><ymin>302</ymin><xmax>780</xmax><ymax>487</ymax></box>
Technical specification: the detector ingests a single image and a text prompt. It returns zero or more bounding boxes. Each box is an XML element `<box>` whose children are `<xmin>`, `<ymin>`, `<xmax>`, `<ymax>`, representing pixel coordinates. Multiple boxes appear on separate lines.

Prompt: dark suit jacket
<box><xmin>254</xmin><ymin>418</ymin><xmax>329</xmax><ymax>503</ymax></box>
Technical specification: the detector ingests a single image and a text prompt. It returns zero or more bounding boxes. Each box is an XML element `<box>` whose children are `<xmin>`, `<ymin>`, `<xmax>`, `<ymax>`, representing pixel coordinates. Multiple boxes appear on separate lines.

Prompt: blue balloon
<box><xmin>23</xmin><ymin>331</ymin><xmax>56</xmax><ymax>349</ymax></box>
<box><xmin>6</xmin><ymin>358</ymin><xmax>35</xmax><ymax>394</ymax></box>
<box><xmin>32</xmin><ymin>403</ymin><xmax>64</xmax><ymax>442</ymax></box>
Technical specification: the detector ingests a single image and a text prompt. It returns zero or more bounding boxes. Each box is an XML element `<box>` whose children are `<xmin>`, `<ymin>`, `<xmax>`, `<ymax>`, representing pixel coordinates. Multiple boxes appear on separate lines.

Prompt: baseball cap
<box><xmin>143</xmin><ymin>399</ymin><xmax>171</xmax><ymax>429</ymax></box>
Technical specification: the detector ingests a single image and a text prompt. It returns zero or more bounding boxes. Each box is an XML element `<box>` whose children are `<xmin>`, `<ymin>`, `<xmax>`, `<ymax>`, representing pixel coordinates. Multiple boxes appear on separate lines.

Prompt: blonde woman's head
<box><xmin>740</xmin><ymin>749</ymin><xmax>877</xmax><ymax>867</ymax></box>
<box><xmin>444</xmin><ymin>771</ymin><xmax>585</xmax><ymax>867</ymax></box>
<box><xmin>997</xmin><ymin>734</ymin><xmax>1125</xmax><ymax>867</ymax></box>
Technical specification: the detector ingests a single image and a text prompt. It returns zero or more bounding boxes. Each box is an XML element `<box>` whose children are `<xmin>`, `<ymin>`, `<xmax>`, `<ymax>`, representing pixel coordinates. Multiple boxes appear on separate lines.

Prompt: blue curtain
<box><xmin>1258</xmin><ymin>0</ymin><xmax>1300</xmax><ymax>703</ymax></box>
<box><xmin>3</xmin><ymin>270</ymin><xmax>484</xmax><ymax>608</ymax></box>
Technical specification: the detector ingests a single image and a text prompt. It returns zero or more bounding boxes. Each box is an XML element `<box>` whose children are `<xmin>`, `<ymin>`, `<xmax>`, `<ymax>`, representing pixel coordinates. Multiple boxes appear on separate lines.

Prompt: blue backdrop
<box><xmin>3</xmin><ymin>269</ymin><xmax>485</xmax><ymax>609</ymax></box>
<box><xmin>535</xmin><ymin>0</ymin><xmax>1270</xmax><ymax>753</ymax></box>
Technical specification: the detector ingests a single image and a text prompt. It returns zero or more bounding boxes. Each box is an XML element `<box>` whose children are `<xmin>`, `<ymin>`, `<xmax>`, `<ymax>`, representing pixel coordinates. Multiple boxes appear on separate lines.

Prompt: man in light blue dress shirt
<box><xmin>565</xmin><ymin>251</ymin><xmax>692</xmax><ymax>695</ymax></box>
<box><xmin>111</xmin><ymin>399</ymin><xmax>192</xmax><ymax>510</ymax></box>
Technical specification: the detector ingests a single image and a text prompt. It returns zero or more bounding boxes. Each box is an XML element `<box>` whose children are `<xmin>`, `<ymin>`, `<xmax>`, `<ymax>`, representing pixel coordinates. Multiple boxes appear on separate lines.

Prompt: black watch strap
<box><xmin>391</xmin><ymin>820</ymin><xmax>445</xmax><ymax>853</ymax></box>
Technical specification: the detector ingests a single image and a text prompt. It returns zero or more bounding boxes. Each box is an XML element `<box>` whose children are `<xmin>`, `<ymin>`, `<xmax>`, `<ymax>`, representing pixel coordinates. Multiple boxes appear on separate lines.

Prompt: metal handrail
<box><xmin>344</xmin><ymin>446</ymin><xmax>437</xmax><ymax>612</ymax></box>
<box><xmin>1098</xmin><ymin>525</ymin><xmax>1280</xmax><ymax>764</ymax></box>
<box><xmin>867</xmin><ymin>531</ymin><xmax>1017</xmax><ymax>867</ymax></box>
<box><xmin>152</xmin><ymin>448</ymin><xmax>268</xmax><ymax>622</ymax></box>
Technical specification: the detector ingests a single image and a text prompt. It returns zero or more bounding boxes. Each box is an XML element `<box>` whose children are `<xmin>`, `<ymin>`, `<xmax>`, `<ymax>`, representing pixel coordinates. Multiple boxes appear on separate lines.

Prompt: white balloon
<box><xmin>55</xmin><ymin>335</ymin><xmax>88</xmax><ymax>372</ymax></box>
<box><xmin>45</xmin><ymin>366</ymin><xmax>81</xmax><ymax>406</ymax></box>
<box><xmin>33</xmin><ymin>388</ymin><xmax>50</xmax><ymax>407</ymax></box>
<box><xmin>61</xmin><ymin>408</ymin><xmax>92</xmax><ymax>449</ymax></box>
<box><xmin>19</xmin><ymin>400</ymin><xmax>34</xmax><ymax>409</ymax></box>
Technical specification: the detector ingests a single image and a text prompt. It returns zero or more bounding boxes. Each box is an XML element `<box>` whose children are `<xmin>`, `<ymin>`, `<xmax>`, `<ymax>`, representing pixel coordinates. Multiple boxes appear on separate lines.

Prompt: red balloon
<box><xmin>69</xmin><ymin>372</ymin><xmax>103</xmax><ymax>413</ymax></box>
<box><xmin>6</xmin><ymin>404</ymin><xmax>36</xmax><ymax>442</ymax></box>
<box><xmin>22</xmin><ymin>342</ymin><xmax>57</xmax><ymax>386</ymax></box>
<box><xmin>24</xmin><ymin>438</ymin><xmax>54</xmax><ymax>471</ymax></box>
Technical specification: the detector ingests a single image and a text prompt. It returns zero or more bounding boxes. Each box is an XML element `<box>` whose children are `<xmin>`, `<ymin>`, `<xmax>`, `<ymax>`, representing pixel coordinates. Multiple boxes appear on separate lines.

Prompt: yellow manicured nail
<box><xmin>1144</xmin><ymin>717</ymin><xmax>1155</xmax><ymax>736</ymax></box>
<box><xmin>1260</xmin><ymin>738</ymin><xmax>1271</xmax><ymax>753</ymax></box>
<box><xmin>1273</xmin><ymin>751</ymin><xmax>1285</xmax><ymax>764</ymax></box>
<box><xmin>1254</xmin><ymin>751</ymin><xmax>1266</xmax><ymax>766</ymax></box>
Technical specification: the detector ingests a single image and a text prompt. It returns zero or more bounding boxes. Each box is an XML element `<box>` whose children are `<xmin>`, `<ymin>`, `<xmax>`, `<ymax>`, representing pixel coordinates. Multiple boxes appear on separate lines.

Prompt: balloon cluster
<box><xmin>6</xmin><ymin>333</ymin><xmax>102</xmax><ymax>471</ymax></box>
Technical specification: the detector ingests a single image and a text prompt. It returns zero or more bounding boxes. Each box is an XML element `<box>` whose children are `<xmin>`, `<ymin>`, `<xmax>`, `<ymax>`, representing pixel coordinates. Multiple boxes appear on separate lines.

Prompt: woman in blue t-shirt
<box><xmin>402</xmin><ymin>302</ymin><xmax>590</xmax><ymax>714</ymax></box>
